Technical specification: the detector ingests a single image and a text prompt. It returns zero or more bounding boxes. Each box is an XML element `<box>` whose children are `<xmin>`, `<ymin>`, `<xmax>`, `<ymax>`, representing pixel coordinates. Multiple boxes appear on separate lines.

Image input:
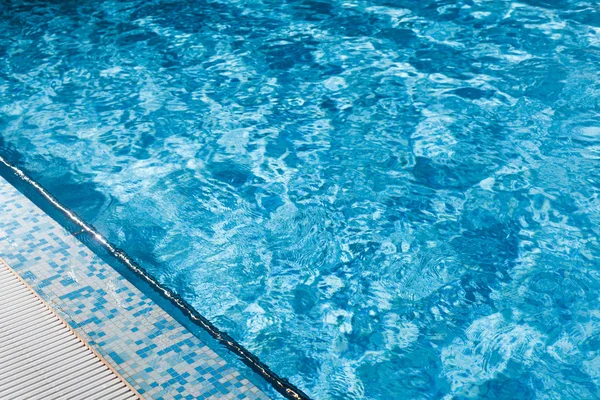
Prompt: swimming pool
<box><xmin>1</xmin><ymin>0</ymin><xmax>599</xmax><ymax>398</ymax></box>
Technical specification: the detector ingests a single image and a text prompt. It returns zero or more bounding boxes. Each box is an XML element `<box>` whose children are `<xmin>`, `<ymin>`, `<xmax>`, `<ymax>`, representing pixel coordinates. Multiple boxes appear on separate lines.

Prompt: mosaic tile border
<box><xmin>0</xmin><ymin>257</ymin><xmax>143</xmax><ymax>399</ymax></box>
<box><xmin>0</xmin><ymin>156</ymin><xmax>308</xmax><ymax>400</ymax></box>
<box><xmin>0</xmin><ymin>173</ymin><xmax>274</xmax><ymax>400</ymax></box>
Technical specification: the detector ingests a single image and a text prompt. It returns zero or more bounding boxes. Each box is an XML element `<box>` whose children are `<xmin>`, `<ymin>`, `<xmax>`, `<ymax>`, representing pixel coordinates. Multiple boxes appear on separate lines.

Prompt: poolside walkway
<box><xmin>0</xmin><ymin>258</ymin><xmax>141</xmax><ymax>400</ymax></box>
<box><xmin>0</xmin><ymin>175</ymin><xmax>271</xmax><ymax>399</ymax></box>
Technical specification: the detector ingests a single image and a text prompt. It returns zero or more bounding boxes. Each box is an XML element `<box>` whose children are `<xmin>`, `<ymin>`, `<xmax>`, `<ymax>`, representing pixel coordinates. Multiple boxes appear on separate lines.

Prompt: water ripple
<box><xmin>1</xmin><ymin>0</ymin><xmax>600</xmax><ymax>398</ymax></box>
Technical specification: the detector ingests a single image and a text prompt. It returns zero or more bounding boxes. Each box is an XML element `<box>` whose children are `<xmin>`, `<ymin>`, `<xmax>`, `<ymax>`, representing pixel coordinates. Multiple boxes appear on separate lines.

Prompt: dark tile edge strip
<box><xmin>0</xmin><ymin>156</ymin><xmax>311</xmax><ymax>400</ymax></box>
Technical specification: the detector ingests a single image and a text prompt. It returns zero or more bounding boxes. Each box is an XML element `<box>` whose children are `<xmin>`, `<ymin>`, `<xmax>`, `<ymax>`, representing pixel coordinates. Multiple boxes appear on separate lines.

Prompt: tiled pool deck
<box><xmin>0</xmin><ymin>259</ymin><xmax>141</xmax><ymax>400</ymax></box>
<box><xmin>0</xmin><ymin>175</ymin><xmax>271</xmax><ymax>400</ymax></box>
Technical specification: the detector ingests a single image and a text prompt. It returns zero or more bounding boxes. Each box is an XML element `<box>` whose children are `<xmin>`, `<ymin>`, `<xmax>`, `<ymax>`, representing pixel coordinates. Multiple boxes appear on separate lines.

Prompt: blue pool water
<box><xmin>1</xmin><ymin>1</ymin><xmax>600</xmax><ymax>398</ymax></box>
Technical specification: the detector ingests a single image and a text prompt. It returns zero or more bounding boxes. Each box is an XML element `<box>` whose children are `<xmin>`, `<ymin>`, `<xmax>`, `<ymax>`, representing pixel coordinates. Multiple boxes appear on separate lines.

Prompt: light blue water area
<box><xmin>1</xmin><ymin>0</ymin><xmax>600</xmax><ymax>398</ymax></box>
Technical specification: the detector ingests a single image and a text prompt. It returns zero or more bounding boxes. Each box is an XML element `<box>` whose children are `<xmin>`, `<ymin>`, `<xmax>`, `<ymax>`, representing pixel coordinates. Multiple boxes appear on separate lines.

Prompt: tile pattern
<box><xmin>0</xmin><ymin>176</ymin><xmax>270</xmax><ymax>400</ymax></box>
<box><xmin>0</xmin><ymin>259</ymin><xmax>141</xmax><ymax>400</ymax></box>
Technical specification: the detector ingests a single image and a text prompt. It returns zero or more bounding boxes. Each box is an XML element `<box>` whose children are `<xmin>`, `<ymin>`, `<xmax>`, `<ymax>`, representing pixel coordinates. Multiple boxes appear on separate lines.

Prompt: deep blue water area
<box><xmin>1</xmin><ymin>0</ymin><xmax>600</xmax><ymax>398</ymax></box>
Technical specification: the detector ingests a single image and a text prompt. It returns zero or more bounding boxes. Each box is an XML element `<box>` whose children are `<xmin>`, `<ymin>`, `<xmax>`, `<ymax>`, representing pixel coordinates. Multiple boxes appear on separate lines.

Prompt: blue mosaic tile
<box><xmin>0</xmin><ymin>176</ymin><xmax>270</xmax><ymax>400</ymax></box>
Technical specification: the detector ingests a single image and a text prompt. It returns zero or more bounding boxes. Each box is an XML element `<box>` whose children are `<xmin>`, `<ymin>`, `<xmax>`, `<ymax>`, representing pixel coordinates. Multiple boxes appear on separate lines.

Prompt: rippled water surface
<box><xmin>2</xmin><ymin>0</ymin><xmax>600</xmax><ymax>398</ymax></box>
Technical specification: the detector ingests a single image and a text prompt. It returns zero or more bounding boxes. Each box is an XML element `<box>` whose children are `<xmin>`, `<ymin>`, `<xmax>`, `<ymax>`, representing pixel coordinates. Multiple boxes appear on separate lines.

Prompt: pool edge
<box><xmin>0</xmin><ymin>256</ymin><xmax>144</xmax><ymax>400</ymax></box>
<box><xmin>0</xmin><ymin>155</ymin><xmax>310</xmax><ymax>400</ymax></box>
